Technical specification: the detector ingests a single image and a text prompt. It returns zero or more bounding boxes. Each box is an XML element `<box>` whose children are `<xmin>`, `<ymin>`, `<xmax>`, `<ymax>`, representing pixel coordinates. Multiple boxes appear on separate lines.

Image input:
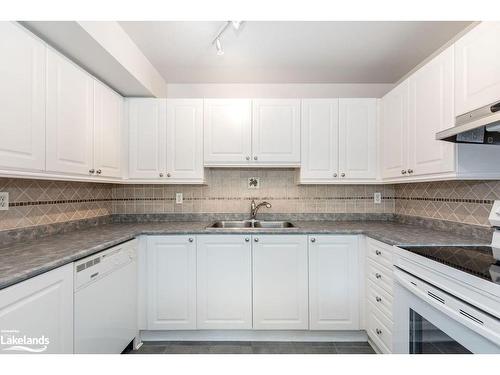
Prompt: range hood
<box><xmin>436</xmin><ymin>100</ymin><xmax>500</xmax><ymax>144</ymax></box>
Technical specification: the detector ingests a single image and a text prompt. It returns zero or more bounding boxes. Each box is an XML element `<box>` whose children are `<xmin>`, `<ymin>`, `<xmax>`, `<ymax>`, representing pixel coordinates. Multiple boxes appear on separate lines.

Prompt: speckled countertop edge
<box><xmin>0</xmin><ymin>220</ymin><xmax>492</xmax><ymax>290</ymax></box>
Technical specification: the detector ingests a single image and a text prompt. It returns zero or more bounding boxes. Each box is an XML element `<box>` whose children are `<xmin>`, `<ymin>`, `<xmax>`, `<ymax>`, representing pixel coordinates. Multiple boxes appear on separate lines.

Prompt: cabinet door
<box><xmin>300</xmin><ymin>99</ymin><xmax>339</xmax><ymax>181</ymax></box>
<box><xmin>309</xmin><ymin>235</ymin><xmax>360</xmax><ymax>330</ymax></box>
<box><xmin>46</xmin><ymin>49</ymin><xmax>94</xmax><ymax>175</ymax></box>
<box><xmin>338</xmin><ymin>98</ymin><xmax>377</xmax><ymax>180</ymax></box>
<box><xmin>455</xmin><ymin>22</ymin><xmax>500</xmax><ymax>116</ymax></box>
<box><xmin>381</xmin><ymin>80</ymin><xmax>409</xmax><ymax>179</ymax></box>
<box><xmin>204</xmin><ymin>99</ymin><xmax>252</xmax><ymax>165</ymax></box>
<box><xmin>94</xmin><ymin>81</ymin><xmax>122</xmax><ymax>178</ymax></box>
<box><xmin>252</xmin><ymin>99</ymin><xmax>301</xmax><ymax>164</ymax></box>
<box><xmin>409</xmin><ymin>46</ymin><xmax>455</xmax><ymax>177</ymax></box>
<box><xmin>128</xmin><ymin>98</ymin><xmax>166</xmax><ymax>179</ymax></box>
<box><xmin>147</xmin><ymin>235</ymin><xmax>196</xmax><ymax>330</ymax></box>
<box><xmin>253</xmin><ymin>235</ymin><xmax>309</xmax><ymax>330</ymax></box>
<box><xmin>0</xmin><ymin>264</ymin><xmax>73</xmax><ymax>354</ymax></box>
<box><xmin>197</xmin><ymin>235</ymin><xmax>252</xmax><ymax>329</ymax></box>
<box><xmin>166</xmin><ymin>99</ymin><xmax>204</xmax><ymax>181</ymax></box>
<box><xmin>0</xmin><ymin>22</ymin><xmax>46</xmax><ymax>172</ymax></box>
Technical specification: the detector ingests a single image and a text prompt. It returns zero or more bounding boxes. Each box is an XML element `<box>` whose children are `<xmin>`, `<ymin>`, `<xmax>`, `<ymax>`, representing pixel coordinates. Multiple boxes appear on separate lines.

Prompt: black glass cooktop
<box><xmin>399</xmin><ymin>245</ymin><xmax>500</xmax><ymax>285</ymax></box>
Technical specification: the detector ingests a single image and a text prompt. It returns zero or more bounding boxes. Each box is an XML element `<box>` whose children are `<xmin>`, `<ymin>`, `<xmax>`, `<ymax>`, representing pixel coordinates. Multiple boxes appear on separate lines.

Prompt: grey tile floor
<box><xmin>126</xmin><ymin>341</ymin><xmax>375</xmax><ymax>354</ymax></box>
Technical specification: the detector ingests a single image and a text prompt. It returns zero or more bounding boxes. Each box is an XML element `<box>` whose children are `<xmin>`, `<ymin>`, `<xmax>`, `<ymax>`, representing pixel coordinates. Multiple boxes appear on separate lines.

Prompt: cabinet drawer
<box><xmin>367</xmin><ymin>259</ymin><xmax>394</xmax><ymax>295</ymax></box>
<box><xmin>367</xmin><ymin>279</ymin><xmax>393</xmax><ymax>321</ymax></box>
<box><xmin>367</xmin><ymin>301</ymin><xmax>393</xmax><ymax>353</ymax></box>
<box><xmin>366</xmin><ymin>238</ymin><xmax>393</xmax><ymax>270</ymax></box>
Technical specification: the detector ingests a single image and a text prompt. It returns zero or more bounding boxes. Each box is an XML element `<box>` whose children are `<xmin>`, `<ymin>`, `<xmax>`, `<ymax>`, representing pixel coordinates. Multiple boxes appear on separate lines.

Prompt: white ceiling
<box><xmin>119</xmin><ymin>21</ymin><xmax>471</xmax><ymax>84</ymax></box>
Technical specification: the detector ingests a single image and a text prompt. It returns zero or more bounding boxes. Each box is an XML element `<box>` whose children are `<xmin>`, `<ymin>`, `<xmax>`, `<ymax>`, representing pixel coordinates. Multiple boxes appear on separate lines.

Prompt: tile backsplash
<box><xmin>112</xmin><ymin>169</ymin><xmax>395</xmax><ymax>215</ymax></box>
<box><xmin>394</xmin><ymin>180</ymin><xmax>500</xmax><ymax>227</ymax></box>
<box><xmin>0</xmin><ymin>178</ymin><xmax>113</xmax><ymax>231</ymax></box>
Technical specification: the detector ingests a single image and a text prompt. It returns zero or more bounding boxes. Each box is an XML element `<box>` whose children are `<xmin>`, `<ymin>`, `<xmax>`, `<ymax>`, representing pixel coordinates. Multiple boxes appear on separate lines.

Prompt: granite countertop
<box><xmin>0</xmin><ymin>220</ymin><xmax>491</xmax><ymax>290</ymax></box>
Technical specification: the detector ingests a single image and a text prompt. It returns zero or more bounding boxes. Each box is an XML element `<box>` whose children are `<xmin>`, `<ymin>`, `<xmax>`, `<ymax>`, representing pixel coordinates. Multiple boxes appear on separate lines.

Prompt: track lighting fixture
<box><xmin>215</xmin><ymin>38</ymin><xmax>224</xmax><ymax>56</ymax></box>
<box><xmin>211</xmin><ymin>21</ymin><xmax>244</xmax><ymax>56</ymax></box>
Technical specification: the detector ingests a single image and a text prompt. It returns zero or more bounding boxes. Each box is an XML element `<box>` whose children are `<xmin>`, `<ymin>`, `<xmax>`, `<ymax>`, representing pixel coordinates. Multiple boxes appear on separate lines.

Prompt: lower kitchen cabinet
<box><xmin>196</xmin><ymin>235</ymin><xmax>252</xmax><ymax>329</ymax></box>
<box><xmin>147</xmin><ymin>235</ymin><xmax>197</xmax><ymax>330</ymax></box>
<box><xmin>252</xmin><ymin>235</ymin><xmax>309</xmax><ymax>330</ymax></box>
<box><xmin>0</xmin><ymin>264</ymin><xmax>73</xmax><ymax>354</ymax></box>
<box><xmin>308</xmin><ymin>235</ymin><xmax>360</xmax><ymax>330</ymax></box>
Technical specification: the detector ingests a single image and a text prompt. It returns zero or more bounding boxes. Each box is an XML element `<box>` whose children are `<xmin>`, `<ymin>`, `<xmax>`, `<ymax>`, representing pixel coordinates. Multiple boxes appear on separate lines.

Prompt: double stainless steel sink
<box><xmin>208</xmin><ymin>220</ymin><xmax>296</xmax><ymax>229</ymax></box>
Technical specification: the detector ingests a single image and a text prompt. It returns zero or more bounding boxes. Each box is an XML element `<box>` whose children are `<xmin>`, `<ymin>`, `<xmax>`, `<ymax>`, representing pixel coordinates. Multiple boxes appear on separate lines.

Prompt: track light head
<box><xmin>215</xmin><ymin>38</ymin><xmax>224</xmax><ymax>56</ymax></box>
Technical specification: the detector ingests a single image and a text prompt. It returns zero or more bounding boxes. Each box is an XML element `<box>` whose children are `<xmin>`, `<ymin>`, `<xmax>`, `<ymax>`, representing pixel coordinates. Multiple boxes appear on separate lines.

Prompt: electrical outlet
<box><xmin>0</xmin><ymin>192</ymin><xmax>9</xmax><ymax>211</ymax></box>
<box><xmin>374</xmin><ymin>192</ymin><xmax>382</xmax><ymax>204</ymax></box>
<box><xmin>175</xmin><ymin>192</ymin><xmax>183</xmax><ymax>204</ymax></box>
<box><xmin>248</xmin><ymin>177</ymin><xmax>260</xmax><ymax>189</ymax></box>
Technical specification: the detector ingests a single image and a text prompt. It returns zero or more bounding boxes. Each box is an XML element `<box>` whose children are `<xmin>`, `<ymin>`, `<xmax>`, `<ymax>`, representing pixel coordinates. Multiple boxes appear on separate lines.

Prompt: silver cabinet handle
<box><xmin>376</xmin><ymin>296</ymin><xmax>382</xmax><ymax>302</ymax></box>
<box><xmin>376</xmin><ymin>328</ymin><xmax>382</xmax><ymax>335</ymax></box>
<box><xmin>407</xmin><ymin>169</ymin><xmax>414</xmax><ymax>174</ymax></box>
<box><xmin>254</xmin><ymin>238</ymin><xmax>259</xmax><ymax>242</ymax></box>
<box><xmin>96</xmin><ymin>169</ymin><xmax>102</xmax><ymax>175</ymax></box>
<box><xmin>401</xmin><ymin>170</ymin><xmax>407</xmax><ymax>175</ymax></box>
<box><xmin>159</xmin><ymin>173</ymin><xmax>164</xmax><ymax>177</ymax></box>
<box><xmin>375</xmin><ymin>250</ymin><xmax>382</xmax><ymax>256</ymax></box>
<box><xmin>89</xmin><ymin>169</ymin><xmax>95</xmax><ymax>174</ymax></box>
<box><xmin>254</xmin><ymin>156</ymin><xmax>258</xmax><ymax>161</ymax></box>
<box><xmin>245</xmin><ymin>238</ymin><xmax>250</xmax><ymax>242</ymax></box>
<box><xmin>341</xmin><ymin>173</ymin><xmax>346</xmax><ymax>177</ymax></box>
<box><xmin>246</xmin><ymin>156</ymin><xmax>250</xmax><ymax>161</ymax></box>
<box><xmin>166</xmin><ymin>173</ymin><xmax>171</xmax><ymax>177</ymax></box>
<box><xmin>375</xmin><ymin>273</ymin><xmax>382</xmax><ymax>279</ymax></box>
<box><xmin>333</xmin><ymin>173</ymin><xmax>338</xmax><ymax>177</ymax></box>
<box><xmin>310</xmin><ymin>238</ymin><xmax>316</xmax><ymax>243</ymax></box>
<box><xmin>188</xmin><ymin>238</ymin><xmax>194</xmax><ymax>243</ymax></box>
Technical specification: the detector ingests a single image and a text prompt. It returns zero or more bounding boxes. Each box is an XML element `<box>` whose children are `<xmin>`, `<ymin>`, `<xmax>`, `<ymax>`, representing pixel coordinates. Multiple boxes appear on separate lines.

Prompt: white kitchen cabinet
<box><xmin>455</xmin><ymin>22</ymin><xmax>500</xmax><ymax>116</ymax></box>
<box><xmin>147</xmin><ymin>235</ymin><xmax>197</xmax><ymax>330</ymax></box>
<box><xmin>408</xmin><ymin>46</ymin><xmax>455</xmax><ymax>177</ymax></box>
<box><xmin>253</xmin><ymin>235</ymin><xmax>309</xmax><ymax>330</ymax></box>
<box><xmin>0</xmin><ymin>22</ymin><xmax>46</xmax><ymax>173</ymax></box>
<box><xmin>252</xmin><ymin>99</ymin><xmax>301</xmax><ymax>164</ymax></box>
<box><xmin>166</xmin><ymin>99</ymin><xmax>204</xmax><ymax>182</ymax></box>
<box><xmin>0</xmin><ymin>264</ymin><xmax>73</xmax><ymax>354</ymax></box>
<box><xmin>46</xmin><ymin>48</ymin><xmax>94</xmax><ymax>176</ymax></box>
<box><xmin>204</xmin><ymin>99</ymin><xmax>252</xmax><ymax>165</ymax></box>
<box><xmin>338</xmin><ymin>99</ymin><xmax>377</xmax><ymax>180</ymax></box>
<box><xmin>308</xmin><ymin>235</ymin><xmax>360</xmax><ymax>330</ymax></box>
<box><xmin>94</xmin><ymin>81</ymin><xmax>123</xmax><ymax>179</ymax></box>
<box><xmin>300</xmin><ymin>99</ymin><xmax>339</xmax><ymax>181</ymax></box>
<box><xmin>196</xmin><ymin>235</ymin><xmax>252</xmax><ymax>329</ymax></box>
<box><xmin>128</xmin><ymin>98</ymin><xmax>166</xmax><ymax>180</ymax></box>
<box><xmin>381</xmin><ymin>80</ymin><xmax>409</xmax><ymax>179</ymax></box>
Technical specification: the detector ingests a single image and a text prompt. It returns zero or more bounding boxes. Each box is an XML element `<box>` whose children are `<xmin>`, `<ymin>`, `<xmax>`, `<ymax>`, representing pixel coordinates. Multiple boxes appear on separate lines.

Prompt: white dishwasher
<box><xmin>74</xmin><ymin>239</ymin><xmax>138</xmax><ymax>354</ymax></box>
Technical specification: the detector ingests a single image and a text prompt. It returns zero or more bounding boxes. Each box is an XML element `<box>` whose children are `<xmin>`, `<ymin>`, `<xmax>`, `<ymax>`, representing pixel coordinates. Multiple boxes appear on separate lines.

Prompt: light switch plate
<box><xmin>248</xmin><ymin>177</ymin><xmax>260</xmax><ymax>189</ymax></box>
<box><xmin>374</xmin><ymin>192</ymin><xmax>382</xmax><ymax>204</ymax></box>
<box><xmin>0</xmin><ymin>192</ymin><xmax>9</xmax><ymax>210</ymax></box>
<box><xmin>175</xmin><ymin>192</ymin><xmax>183</xmax><ymax>204</ymax></box>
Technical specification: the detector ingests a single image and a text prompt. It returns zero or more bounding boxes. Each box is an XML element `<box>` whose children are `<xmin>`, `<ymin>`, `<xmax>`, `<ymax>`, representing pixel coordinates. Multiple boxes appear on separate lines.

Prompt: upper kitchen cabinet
<box><xmin>46</xmin><ymin>48</ymin><xmax>94</xmax><ymax>176</ymax></box>
<box><xmin>381</xmin><ymin>80</ymin><xmax>409</xmax><ymax>180</ymax></box>
<box><xmin>166</xmin><ymin>99</ymin><xmax>204</xmax><ymax>182</ymax></box>
<box><xmin>338</xmin><ymin>98</ymin><xmax>377</xmax><ymax>180</ymax></box>
<box><xmin>455</xmin><ymin>22</ymin><xmax>500</xmax><ymax>116</ymax></box>
<box><xmin>204</xmin><ymin>99</ymin><xmax>252</xmax><ymax>165</ymax></box>
<box><xmin>0</xmin><ymin>22</ymin><xmax>46</xmax><ymax>173</ymax></box>
<box><xmin>300</xmin><ymin>99</ymin><xmax>339</xmax><ymax>182</ymax></box>
<box><xmin>94</xmin><ymin>81</ymin><xmax>123</xmax><ymax>179</ymax></box>
<box><xmin>252</xmin><ymin>99</ymin><xmax>301</xmax><ymax>165</ymax></box>
<box><xmin>128</xmin><ymin>98</ymin><xmax>166</xmax><ymax>180</ymax></box>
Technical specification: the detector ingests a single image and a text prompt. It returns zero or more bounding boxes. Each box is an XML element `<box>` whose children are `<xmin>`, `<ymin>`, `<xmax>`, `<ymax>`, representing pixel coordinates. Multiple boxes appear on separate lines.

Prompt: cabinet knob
<box><xmin>188</xmin><ymin>238</ymin><xmax>194</xmax><ymax>243</ymax></box>
<box><xmin>401</xmin><ymin>170</ymin><xmax>407</xmax><ymax>175</ymax></box>
<box><xmin>340</xmin><ymin>173</ymin><xmax>345</xmax><ymax>177</ymax></box>
<box><xmin>254</xmin><ymin>238</ymin><xmax>259</xmax><ymax>242</ymax></box>
<box><xmin>376</xmin><ymin>328</ymin><xmax>382</xmax><ymax>335</ymax></box>
<box><xmin>333</xmin><ymin>173</ymin><xmax>338</xmax><ymax>178</ymax></box>
<box><xmin>375</xmin><ymin>250</ymin><xmax>382</xmax><ymax>256</ymax></box>
<box><xmin>376</xmin><ymin>296</ymin><xmax>382</xmax><ymax>302</ymax></box>
<box><xmin>246</xmin><ymin>156</ymin><xmax>250</xmax><ymax>161</ymax></box>
<box><xmin>407</xmin><ymin>169</ymin><xmax>414</xmax><ymax>174</ymax></box>
<box><xmin>166</xmin><ymin>173</ymin><xmax>171</xmax><ymax>178</ymax></box>
<box><xmin>96</xmin><ymin>169</ymin><xmax>102</xmax><ymax>175</ymax></box>
<box><xmin>375</xmin><ymin>273</ymin><xmax>382</xmax><ymax>279</ymax></box>
<box><xmin>159</xmin><ymin>173</ymin><xmax>164</xmax><ymax>177</ymax></box>
<box><xmin>89</xmin><ymin>169</ymin><xmax>95</xmax><ymax>174</ymax></box>
<box><xmin>254</xmin><ymin>156</ymin><xmax>258</xmax><ymax>161</ymax></box>
<box><xmin>310</xmin><ymin>238</ymin><xmax>316</xmax><ymax>243</ymax></box>
<box><xmin>245</xmin><ymin>238</ymin><xmax>250</xmax><ymax>242</ymax></box>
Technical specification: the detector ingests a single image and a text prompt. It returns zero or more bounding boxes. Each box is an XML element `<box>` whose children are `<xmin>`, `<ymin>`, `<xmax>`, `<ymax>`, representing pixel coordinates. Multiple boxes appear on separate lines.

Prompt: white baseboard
<box><xmin>140</xmin><ymin>330</ymin><xmax>368</xmax><ymax>342</ymax></box>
